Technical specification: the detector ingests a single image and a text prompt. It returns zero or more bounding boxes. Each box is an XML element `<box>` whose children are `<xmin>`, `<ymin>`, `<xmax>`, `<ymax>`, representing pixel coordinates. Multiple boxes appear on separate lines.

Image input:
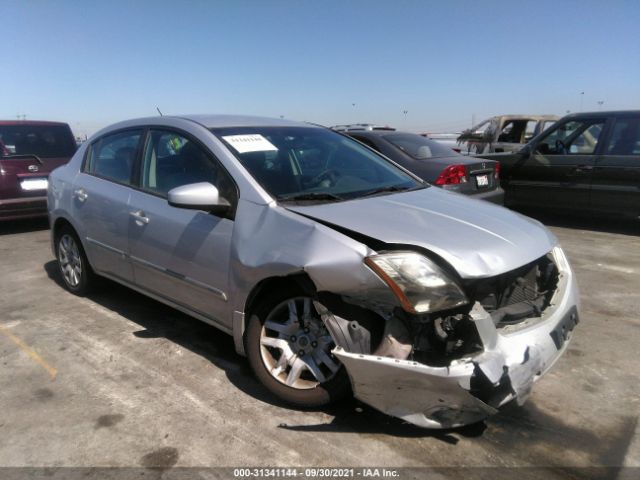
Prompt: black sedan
<box><xmin>343</xmin><ymin>129</ymin><xmax>504</xmax><ymax>204</ymax></box>
<box><xmin>479</xmin><ymin>110</ymin><xmax>640</xmax><ymax>219</ymax></box>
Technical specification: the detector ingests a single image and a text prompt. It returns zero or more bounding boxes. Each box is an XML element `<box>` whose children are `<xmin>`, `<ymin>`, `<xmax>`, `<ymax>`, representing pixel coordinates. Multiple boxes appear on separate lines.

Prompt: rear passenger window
<box><xmin>606</xmin><ymin>118</ymin><xmax>640</xmax><ymax>155</ymax></box>
<box><xmin>85</xmin><ymin>130</ymin><xmax>142</xmax><ymax>184</ymax></box>
<box><xmin>141</xmin><ymin>129</ymin><xmax>237</xmax><ymax>206</ymax></box>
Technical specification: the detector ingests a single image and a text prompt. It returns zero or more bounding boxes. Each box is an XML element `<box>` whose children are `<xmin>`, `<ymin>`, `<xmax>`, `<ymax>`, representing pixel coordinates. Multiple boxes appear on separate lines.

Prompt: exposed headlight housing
<box><xmin>365</xmin><ymin>252</ymin><xmax>468</xmax><ymax>314</ymax></box>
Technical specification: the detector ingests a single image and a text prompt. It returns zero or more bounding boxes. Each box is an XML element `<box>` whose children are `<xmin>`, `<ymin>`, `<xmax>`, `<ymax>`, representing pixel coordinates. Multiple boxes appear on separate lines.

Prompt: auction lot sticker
<box><xmin>222</xmin><ymin>134</ymin><xmax>278</xmax><ymax>153</ymax></box>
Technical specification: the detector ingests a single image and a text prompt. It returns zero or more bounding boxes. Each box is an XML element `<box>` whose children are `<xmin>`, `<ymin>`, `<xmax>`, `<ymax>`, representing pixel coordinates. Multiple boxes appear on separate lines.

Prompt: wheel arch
<box><xmin>51</xmin><ymin>216</ymin><xmax>94</xmax><ymax>272</ymax></box>
<box><xmin>52</xmin><ymin>216</ymin><xmax>75</xmax><ymax>239</ymax></box>
<box><xmin>234</xmin><ymin>272</ymin><xmax>317</xmax><ymax>356</ymax></box>
<box><xmin>51</xmin><ymin>216</ymin><xmax>76</xmax><ymax>256</ymax></box>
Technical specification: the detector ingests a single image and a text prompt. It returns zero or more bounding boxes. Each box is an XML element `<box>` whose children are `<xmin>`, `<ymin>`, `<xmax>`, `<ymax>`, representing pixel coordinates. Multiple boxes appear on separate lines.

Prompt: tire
<box><xmin>245</xmin><ymin>287</ymin><xmax>351</xmax><ymax>408</ymax></box>
<box><xmin>55</xmin><ymin>226</ymin><xmax>95</xmax><ymax>296</ymax></box>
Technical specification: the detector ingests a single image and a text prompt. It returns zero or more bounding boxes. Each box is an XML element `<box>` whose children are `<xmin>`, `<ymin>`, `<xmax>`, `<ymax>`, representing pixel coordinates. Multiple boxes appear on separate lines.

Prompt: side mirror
<box><xmin>167</xmin><ymin>182</ymin><xmax>231</xmax><ymax>214</ymax></box>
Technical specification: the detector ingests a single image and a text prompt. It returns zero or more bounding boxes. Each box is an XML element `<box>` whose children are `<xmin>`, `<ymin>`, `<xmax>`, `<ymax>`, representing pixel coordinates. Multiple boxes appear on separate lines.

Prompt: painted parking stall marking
<box><xmin>0</xmin><ymin>323</ymin><xmax>58</xmax><ymax>380</ymax></box>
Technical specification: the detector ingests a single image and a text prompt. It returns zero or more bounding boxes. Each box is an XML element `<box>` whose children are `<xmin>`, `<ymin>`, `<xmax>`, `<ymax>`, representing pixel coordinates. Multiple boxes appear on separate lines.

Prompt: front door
<box><xmin>127</xmin><ymin>129</ymin><xmax>238</xmax><ymax>326</ymax></box>
<box><xmin>509</xmin><ymin>118</ymin><xmax>606</xmax><ymax>210</ymax></box>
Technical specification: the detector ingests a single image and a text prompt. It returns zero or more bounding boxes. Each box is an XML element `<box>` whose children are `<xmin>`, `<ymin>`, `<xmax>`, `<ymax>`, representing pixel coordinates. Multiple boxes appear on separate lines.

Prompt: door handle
<box><xmin>568</xmin><ymin>165</ymin><xmax>594</xmax><ymax>176</ymax></box>
<box><xmin>73</xmin><ymin>188</ymin><xmax>88</xmax><ymax>202</ymax></box>
<box><xmin>129</xmin><ymin>210</ymin><xmax>150</xmax><ymax>224</ymax></box>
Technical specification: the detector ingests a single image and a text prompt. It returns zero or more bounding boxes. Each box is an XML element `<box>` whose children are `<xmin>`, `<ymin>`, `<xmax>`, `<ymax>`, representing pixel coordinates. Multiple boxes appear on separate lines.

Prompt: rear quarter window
<box><xmin>84</xmin><ymin>130</ymin><xmax>143</xmax><ymax>185</ymax></box>
<box><xmin>606</xmin><ymin>118</ymin><xmax>640</xmax><ymax>155</ymax></box>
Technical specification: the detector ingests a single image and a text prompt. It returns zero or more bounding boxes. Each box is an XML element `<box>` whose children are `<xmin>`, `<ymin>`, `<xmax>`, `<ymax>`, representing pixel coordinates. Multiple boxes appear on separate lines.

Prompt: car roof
<box><xmin>562</xmin><ymin>110</ymin><xmax>640</xmax><ymax>119</ymax></box>
<box><xmin>345</xmin><ymin>129</ymin><xmax>415</xmax><ymax>137</ymax></box>
<box><xmin>0</xmin><ymin>120</ymin><xmax>70</xmax><ymax>126</ymax></box>
<box><xmin>331</xmin><ymin>123</ymin><xmax>395</xmax><ymax>132</ymax></box>
<box><xmin>109</xmin><ymin>114</ymin><xmax>313</xmax><ymax>129</ymax></box>
<box><xmin>181</xmin><ymin>114</ymin><xmax>316</xmax><ymax>128</ymax></box>
<box><xmin>485</xmin><ymin>115</ymin><xmax>559</xmax><ymax>121</ymax></box>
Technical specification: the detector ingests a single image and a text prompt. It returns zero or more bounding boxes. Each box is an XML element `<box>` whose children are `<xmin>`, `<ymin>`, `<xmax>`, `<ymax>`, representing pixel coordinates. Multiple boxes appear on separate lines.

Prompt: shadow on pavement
<box><xmin>0</xmin><ymin>217</ymin><xmax>49</xmax><ymax>235</ymax></box>
<box><xmin>279</xmin><ymin>398</ymin><xmax>487</xmax><ymax>443</ymax></box>
<box><xmin>42</xmin><ymin>259</ymin><xmax>639</xmax><ymax>455</ymax></box>
<box><xmin>44</xmin><ymin>260</ymin><xmax>470</xmax><ymax>441</ymax></box>
<box><xmin>43</xmin><ymin>260</ymin><xmax>283</xmax><ymax>405</ymax></box>
<box><xmin>515</xmin><ymin>208</ymin><xmax>639</xmax><ymax>236</ymax></box>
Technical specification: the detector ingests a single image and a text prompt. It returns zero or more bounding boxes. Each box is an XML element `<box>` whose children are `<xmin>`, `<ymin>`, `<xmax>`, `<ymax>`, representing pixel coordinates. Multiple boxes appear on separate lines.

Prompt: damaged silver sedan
<box><xmin>48</xmin><ymin>115</ymin><xmax>579</xmax><ymax>428</ymax></box>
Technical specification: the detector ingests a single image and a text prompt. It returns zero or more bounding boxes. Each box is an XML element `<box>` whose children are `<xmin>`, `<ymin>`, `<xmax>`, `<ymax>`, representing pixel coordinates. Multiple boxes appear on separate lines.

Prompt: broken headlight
<box><xmin>365</xmin><ymin>252</ymin><xmax>468</xmax><ymax>314</ymax></box>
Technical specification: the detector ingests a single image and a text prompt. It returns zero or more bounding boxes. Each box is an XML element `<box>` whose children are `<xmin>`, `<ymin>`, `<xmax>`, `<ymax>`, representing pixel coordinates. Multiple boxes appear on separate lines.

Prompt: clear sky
<box><xmin>3</xmin><ymin>0</ymin><xmax>639</xmax><ymax>137</ymax></box>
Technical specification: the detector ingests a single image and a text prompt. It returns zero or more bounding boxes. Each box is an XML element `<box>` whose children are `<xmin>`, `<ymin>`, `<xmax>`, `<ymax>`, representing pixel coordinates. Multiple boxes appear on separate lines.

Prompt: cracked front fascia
<box><xmin>333</xmin><ymin>246</ymin><xmax>579</xmax><ymax>429</ymax></box>
<box><xmin>333</xmin><ymin>348</ymin><xmax>498</xmax><ymax>429</ymax></box>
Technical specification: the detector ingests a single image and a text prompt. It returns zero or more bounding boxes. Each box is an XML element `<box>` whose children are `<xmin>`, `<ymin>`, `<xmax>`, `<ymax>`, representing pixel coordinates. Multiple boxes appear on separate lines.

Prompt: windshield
<box><xmin>0</xmin><ymin>124</ymin><xmax>76</xmax><ymax>158</ymax></box>
<box><xmin>212</xmin><ymin>126</ymin><xmax>424</xmax><ymax>202</ymax></box>
<box><xmin>382</xmin><ymin>133</ymin><xmax>458</xmax><ymax>159</ymax></box>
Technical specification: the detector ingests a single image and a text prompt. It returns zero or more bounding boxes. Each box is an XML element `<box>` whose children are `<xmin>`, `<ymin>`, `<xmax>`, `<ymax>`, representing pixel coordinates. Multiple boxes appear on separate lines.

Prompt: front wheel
<box><xmin>55</xmin><ymin>227</ymin><xmax>94</xmax><ymax>296</ymax></box>
<box><xmin>245</xmin><ymin>292</ymin><xmax>351</xmax><ymax>408</ymax></box>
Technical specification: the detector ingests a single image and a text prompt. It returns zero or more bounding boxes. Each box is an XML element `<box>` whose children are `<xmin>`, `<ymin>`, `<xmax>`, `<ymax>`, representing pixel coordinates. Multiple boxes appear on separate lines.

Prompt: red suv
<box><xmin>0</xmin><ymin>121</ymin><xmax>77</xmax><ymax>220</ymax></box>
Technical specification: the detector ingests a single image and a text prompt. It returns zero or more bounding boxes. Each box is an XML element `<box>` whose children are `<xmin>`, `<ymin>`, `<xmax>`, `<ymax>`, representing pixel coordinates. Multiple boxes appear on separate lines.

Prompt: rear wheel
<box><xmin>55</xmin><ymin>226</ymin><xmax>94</xmax><ymax>296</ymax></box>
<box><xmin>245</xmin><ymin>290</ymin><xmax>350</xmax><ymax>407</ymax></box>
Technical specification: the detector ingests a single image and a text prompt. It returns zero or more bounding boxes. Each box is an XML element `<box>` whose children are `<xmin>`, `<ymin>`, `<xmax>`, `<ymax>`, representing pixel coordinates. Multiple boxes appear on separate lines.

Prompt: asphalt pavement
<box><xmin>0</xmin><ymin>214</ymin><xmax>638</xmax><ymax>478</ymax></box>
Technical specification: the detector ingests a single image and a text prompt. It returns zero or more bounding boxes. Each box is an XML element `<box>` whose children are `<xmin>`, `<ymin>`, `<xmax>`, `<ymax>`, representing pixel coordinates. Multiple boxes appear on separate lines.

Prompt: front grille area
<box><xmin>466</xmin><ymin>254</ymin><xmax>559</xmax><ymax>326</ymax></box>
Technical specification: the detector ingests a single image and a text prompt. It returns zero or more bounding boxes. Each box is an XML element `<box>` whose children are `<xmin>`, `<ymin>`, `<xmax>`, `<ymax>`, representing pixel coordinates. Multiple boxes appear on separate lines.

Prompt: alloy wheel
<box><xmin>259</xmin><ymin>297</ymin><xmax>340</xmax><ymax>389</ymax></box>
<box><xmin>58</xmin><ymin>234</ymin><xmax>83</xmax><ymax>287</ymax></box>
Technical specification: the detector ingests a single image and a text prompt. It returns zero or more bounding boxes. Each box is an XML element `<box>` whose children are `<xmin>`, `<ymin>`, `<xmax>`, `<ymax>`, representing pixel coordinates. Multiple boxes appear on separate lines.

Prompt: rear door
<box><xmin>127</xmin><ymin>128</ymin><xmax>237</xmax><ymax>326</ymax></box>
<box><xmin>509</xmin><ymin>117</ymin><xmax>607</xmax><ymax>210</ymax></box>
<box><xmin>72</xmin><ymin>129</ymin><xmax>143</xmax><ymax>282</ymax></box>
<box><xmin>590</xmin><ymin>115</ymin><xmax>640</xmax><ymax>217</ymax></box>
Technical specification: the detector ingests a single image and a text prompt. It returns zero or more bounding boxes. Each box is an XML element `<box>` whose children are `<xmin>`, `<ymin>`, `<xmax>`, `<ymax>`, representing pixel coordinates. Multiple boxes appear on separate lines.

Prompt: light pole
<box><xmin>403</xmin><ymin>110</ymin><xmax>408</xmax><ymax>129</ymax></box>
<box><xmin>579</xmin><ymin>92</ymin><xmax>584</xmax><ymax>112</ymax></box>
<box><xmin>597</xmin><ymin>101</ymin><xmax>604</xmax><ymax>111</ymax></box>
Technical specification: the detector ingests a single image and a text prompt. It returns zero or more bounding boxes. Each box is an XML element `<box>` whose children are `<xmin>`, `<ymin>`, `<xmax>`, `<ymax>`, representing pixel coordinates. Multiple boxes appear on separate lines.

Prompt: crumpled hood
<box><xmin>286</xmin><ymin>187</ymin><xmax>557</xmax><ymax>279</ymax></box>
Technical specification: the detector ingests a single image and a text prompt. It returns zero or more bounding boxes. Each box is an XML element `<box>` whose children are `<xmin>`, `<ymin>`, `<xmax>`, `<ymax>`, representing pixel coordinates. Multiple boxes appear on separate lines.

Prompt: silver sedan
<box><xmin>48</xmin><ymin>115</ymin><xmax>579</xmax><ymax>428</ymax></box>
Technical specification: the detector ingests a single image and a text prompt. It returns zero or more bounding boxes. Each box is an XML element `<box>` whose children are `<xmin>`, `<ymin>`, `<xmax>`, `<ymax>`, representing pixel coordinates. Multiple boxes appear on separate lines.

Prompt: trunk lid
<box><xmin>0</xmin><ymin>156</ymin><xmax>70</xmax><ymax>199</ymax></box>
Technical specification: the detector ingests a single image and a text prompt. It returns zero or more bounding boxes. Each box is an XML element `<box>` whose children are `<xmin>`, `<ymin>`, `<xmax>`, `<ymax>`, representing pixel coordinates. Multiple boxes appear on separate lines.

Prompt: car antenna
<box><xmin>156</xmin><ymin>107</ymin><xmax>163</xmax><ymax>116</ymax></box>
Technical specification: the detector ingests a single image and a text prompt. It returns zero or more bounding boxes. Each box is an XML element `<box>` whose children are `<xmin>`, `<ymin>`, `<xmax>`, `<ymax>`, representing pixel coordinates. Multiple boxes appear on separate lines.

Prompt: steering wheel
<box><xmin>310</xmin><ymin>168</ymin><xmax>340</xmax><ymax>187</ymax></box>
<box><xmin>555</xmin><ymin>139</ymin><xmax>568</xmax><ymax>155</ymax></box>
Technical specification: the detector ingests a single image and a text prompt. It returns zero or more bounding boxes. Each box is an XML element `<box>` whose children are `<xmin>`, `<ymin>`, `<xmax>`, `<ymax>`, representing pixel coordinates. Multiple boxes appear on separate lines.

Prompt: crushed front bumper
<box><xmin>333</xmin><ymin>247</ymin><xmax>579</xmax><ymax>429</ymax></box>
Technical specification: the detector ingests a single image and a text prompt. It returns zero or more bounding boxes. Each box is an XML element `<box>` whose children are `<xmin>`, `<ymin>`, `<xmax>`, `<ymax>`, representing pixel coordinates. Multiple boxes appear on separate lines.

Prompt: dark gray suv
<box><xmin>480</xmin><ymin>110</ymin><xmax>640</xmax><ymax>218</ymax></box>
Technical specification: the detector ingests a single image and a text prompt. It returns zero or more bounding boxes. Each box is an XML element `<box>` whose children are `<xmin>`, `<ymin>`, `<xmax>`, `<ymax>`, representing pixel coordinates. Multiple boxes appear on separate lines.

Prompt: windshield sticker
<box><xmin>222</xmin><ymin>134</ymin><xmax>278</xmax><ymax>154</ymax></box>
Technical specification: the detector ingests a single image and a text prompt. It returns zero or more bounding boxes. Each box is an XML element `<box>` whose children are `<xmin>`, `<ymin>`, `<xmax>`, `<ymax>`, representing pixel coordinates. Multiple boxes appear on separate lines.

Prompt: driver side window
<box><xmin>141</xmin><ymin>129</ymin><xmax>237</xmax><ymax>206</ymax></box>
<box><xmin>536</xmin><ymin>120</ymin><xmax>605</xmax><ymax>155</ymax></box>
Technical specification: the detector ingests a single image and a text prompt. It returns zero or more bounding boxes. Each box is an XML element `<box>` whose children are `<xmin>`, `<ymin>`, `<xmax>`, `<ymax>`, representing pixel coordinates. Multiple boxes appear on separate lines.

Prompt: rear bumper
<box><xmin>468</xmin><ymin>186</ymin><xmax>505</xmax><ymax>205</ymax></box>
<box><xmin>0</xmin><ymin>196</ymin><xmax>48</xmax><ymax>221</ymax></box>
